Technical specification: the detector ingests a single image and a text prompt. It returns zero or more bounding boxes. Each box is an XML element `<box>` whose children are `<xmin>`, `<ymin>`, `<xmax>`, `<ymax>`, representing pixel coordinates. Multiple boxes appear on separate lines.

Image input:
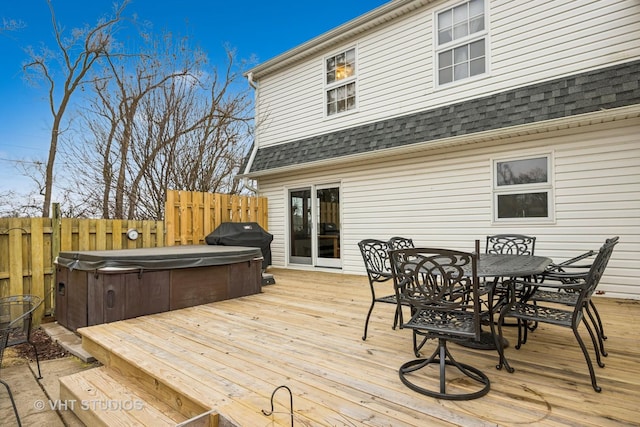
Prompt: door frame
<box><xmin>286</xmin><ymin>183</ymin><xmax>342</xmax><ymax>269</ymax></box>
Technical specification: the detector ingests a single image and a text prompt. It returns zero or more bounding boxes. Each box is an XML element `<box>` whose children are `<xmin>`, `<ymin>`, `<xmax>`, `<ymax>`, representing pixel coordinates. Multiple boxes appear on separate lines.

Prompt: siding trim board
<box><xmin>247</xmin><ymin>59</ymin><xmax>640</xmax><ymax>175</ymax></box>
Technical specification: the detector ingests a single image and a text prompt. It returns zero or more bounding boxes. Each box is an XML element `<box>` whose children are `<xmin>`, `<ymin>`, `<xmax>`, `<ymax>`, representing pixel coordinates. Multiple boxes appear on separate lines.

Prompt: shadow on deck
<box><xmin>60</xmin><ymin>268</ymin><xmax>640</xmax><ymax>426</ymax></box>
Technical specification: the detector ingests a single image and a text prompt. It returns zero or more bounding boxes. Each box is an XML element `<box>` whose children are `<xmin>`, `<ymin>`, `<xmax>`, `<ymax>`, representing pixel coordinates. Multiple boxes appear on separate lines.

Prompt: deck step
<box><xmin>59</xmin><ymin>366</ymin><xmax>209</xmax><ymax>426</ymax></box>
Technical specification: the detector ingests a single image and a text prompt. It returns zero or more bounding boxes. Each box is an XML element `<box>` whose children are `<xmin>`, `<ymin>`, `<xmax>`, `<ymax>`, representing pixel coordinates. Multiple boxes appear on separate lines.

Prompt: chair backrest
<box><xmin>0</xmin><ymin>295</ymin><xmax>42</xmax><ymax>363</ymax></box>
<box><xmin>358</xmin><ymin>239</ymin><xmax>393</xmax><ymax>283</ymax></box>
<box><xmin>387</xmin><ymin>236</ymin><xmax>415</xmax><ymax>250</ymax></box>
<box><xmin>486</xmin><ymin>234</ymin><xmax>536</xmax><ymax>255</ymax></box>
<box><xmin>577</xmin><ymin>237</ymin><xmax>619</xmax><ymax>306</ymax></box>
<box><xmin>389</xmin><ymin>247</ymin><xmax>481</xmax><ymax>340</ymax></box>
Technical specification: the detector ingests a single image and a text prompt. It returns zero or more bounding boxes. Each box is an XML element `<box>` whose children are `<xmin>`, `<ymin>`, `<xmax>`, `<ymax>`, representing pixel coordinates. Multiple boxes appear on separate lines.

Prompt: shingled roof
<box><xmin>247</xmin><ymin>59</ymin><xmax>640</xmax><ymax>174</ymax></box>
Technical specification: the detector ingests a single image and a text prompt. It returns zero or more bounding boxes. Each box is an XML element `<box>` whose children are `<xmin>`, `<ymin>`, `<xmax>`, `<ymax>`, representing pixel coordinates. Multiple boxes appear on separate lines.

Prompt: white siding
<box><xmin>258</xmin><ymin>120</ymin><xmax>640</xmax><ymax>299</ymax></box>
<box><xmin>254</xmin><ymin>0</ymin><xmax>640</xmax><ymax>147</ymax></box>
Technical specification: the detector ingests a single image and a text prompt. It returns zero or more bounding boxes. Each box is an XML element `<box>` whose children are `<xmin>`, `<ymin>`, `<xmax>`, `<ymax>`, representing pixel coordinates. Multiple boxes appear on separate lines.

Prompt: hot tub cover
<box><xmin>55</xmin><ymin>245</ymin><xmax>263</xmax><ymax>272</ymax></box>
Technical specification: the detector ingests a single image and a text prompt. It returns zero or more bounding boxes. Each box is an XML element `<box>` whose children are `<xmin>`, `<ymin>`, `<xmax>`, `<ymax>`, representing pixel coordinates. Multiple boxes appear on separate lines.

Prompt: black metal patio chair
<box><xmin>359</xmin><ymin>237</ymin><xmax>426</xmax><ymax>354</ymax></box>
<box><xmin>484</xmin><ymin>234</ymin><xmax>537</xmax><ymax>322</ymax></box>
<box><xmin>358</xmin><ymin>239</ymin><xmax>399</xmax><ymax>341</ymax></box>
<box><xmin>389</xmin><ymin>247</ymin><xmax>490</xmax><ymax>400</ymax></box>
<box><xmin>497</xmin><ymin>237</ymin><xmax>619</xmax><ymax>392</ymax></box>
<box><xmin>523</xmin><ymin>249</ymin><xmax>597</xmax><ymax>334</ymax></box>
<box><xmin>0</xmin><ymin>294</ymin><xmax>44</xmax><ymax>427</ymax></box>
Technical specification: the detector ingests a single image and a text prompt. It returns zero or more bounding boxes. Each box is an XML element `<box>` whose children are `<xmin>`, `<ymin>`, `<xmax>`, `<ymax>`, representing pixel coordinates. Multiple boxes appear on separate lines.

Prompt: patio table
<box><xmin>460</xmin><ymin>253</ymin><xmax>552</xmax><ymax>351</ymax></box>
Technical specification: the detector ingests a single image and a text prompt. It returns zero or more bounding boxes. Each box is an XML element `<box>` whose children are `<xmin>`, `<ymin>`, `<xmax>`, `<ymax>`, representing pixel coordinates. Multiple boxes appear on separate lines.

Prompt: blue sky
<box><xmin>0</xmin><ymin>0</ymin><xmax>389</xmax><ymax>195</ymax></box>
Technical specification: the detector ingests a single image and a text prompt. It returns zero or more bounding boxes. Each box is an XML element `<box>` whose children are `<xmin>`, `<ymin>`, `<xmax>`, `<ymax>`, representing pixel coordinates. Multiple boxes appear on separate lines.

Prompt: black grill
<box><xmin>206</xmin><ymin>222</ymin><xmax>273</xmax><ymax>270</ymax></box>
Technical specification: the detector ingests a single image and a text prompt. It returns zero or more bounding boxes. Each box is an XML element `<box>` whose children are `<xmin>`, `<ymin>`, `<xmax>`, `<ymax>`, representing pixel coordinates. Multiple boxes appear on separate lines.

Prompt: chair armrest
<box><xmin>556</xmin><ymin>250</ymin><xmax>596</xmax><ymax>266</ymax></box>
<box><xmin>545</xmin><ymin>250</ymin><xmax>596</xmax><ymax>273</ymax></box>
<box><xmin>508</xmin><ymin>275</ymin><xmax>585</xmax><ymax>293</ymax></box>
<box><xmin>541</xmin><ymin>269</ymin><xmax>589</xmax><ymax>285</ymax></box>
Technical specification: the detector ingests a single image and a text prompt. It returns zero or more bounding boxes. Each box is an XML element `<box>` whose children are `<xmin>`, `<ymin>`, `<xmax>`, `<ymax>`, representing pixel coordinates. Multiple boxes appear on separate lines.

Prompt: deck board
<box><xmin>76</xmin><ymin>268</ymin><xmax>640</xmax><ymax>426</ymax></box>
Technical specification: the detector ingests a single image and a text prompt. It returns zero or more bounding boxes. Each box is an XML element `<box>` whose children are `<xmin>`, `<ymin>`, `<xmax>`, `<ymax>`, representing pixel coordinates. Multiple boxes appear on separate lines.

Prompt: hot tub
<box><xmin>55</xmin><ymin>245</ymin><xmax>263</xmax><ymax>331</ymax></box>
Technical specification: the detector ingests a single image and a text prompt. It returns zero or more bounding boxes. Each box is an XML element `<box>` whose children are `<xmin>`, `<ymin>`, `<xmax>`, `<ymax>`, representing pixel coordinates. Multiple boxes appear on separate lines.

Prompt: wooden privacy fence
<box><xmin>164</xmin><ymin>190</ymin><xmax>268</xmax><ymax>246</ymax></box>
<box><xmin>0</xmin><ymin>191</ymin><xmax>267</xmax><ymax>321</ymax></box>
<box><xmin>0</xmin><ymin>213</ymin><xmax>165</xmax><ymax>318</ymax></box>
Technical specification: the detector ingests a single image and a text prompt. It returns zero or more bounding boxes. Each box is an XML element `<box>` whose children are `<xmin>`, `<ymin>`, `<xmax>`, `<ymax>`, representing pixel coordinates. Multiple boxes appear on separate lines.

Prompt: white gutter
<box><xmin>247</xmin><ymin>72</ymin><xmax>257</xmax><ymax>90</ymax></box>
<box><xmin>241</xmin><ymin>142</ymin><xmax>260</xmax><ymax>193</ymax></box>
<box><xmin>240</xmin><ymin>72</ymin><xmax>260</xmax><ymax>193</ymax></box>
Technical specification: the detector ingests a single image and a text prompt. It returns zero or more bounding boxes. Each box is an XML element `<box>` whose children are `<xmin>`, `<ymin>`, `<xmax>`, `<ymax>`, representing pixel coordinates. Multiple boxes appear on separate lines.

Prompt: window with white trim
<box><xmin>493</xmin><ymin>155</ymin><xmax>553</xmax><ymax>221</ymax></box>
<box><xmin>436</xmin><ymin>0</ymin><xmax>487</xmax><ymax>85</ymax></box>
<box><xmin>325</xmin><ymin>48</ymin><xmax>356</xmax><ymax>116</ymax></box>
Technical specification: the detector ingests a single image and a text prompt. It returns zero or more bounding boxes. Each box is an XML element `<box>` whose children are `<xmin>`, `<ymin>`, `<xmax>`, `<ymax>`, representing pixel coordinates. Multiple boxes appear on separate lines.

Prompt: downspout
<box><xmin>242</xmin><ymin>72</ymin><xmax>259</xmax><ymax>193</ymax></box>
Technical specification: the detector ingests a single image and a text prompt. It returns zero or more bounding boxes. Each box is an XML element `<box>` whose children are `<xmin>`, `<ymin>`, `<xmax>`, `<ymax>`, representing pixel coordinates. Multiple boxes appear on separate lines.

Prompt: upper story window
<box><xmin>436</xmin><ymin>0</ymin><xmax>487</xmax><ymax>85</ymax></box>
<box><xmin>493</xmin><ymin>155</ymin><xmax>554</xmax><ymax>222</ymax></box>
<box><xmin>325</xmin><ymin>48</ymin><xmax>356</xmax><ymax>116</ymax></box>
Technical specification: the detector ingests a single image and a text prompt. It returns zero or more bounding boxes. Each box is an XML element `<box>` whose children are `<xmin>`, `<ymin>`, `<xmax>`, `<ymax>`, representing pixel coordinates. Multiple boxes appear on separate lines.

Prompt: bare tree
<box><xmin>1</xmin><ymin>17</ymin><xmax>25</xmax><ymax>33</ymax></box>
<box><xmin>128</xmin><ymin>50</ymin><xmax>252</xmax><ymax>219</ymax></box>
<box><xmin>22</xmin><ymin>0</ymin><xmax>130</xmax><ymax>217</ymax></box>
<box><xmin>62</xmin><ymin>34</ymin><xmax>254</xmax><ymax>220</ymax></box>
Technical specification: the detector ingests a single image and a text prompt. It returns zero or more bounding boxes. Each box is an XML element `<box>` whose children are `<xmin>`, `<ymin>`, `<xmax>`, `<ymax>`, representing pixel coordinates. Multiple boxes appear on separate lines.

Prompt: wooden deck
<box><xmin>60</xmin><ymin>268</ymin><xmax>640</xmax><ymax>426</ymax></box>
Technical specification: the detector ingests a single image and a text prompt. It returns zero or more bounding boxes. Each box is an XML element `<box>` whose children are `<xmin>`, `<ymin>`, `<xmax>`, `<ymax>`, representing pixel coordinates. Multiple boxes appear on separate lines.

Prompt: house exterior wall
<box><xmin>245</xmin><ymin>0</ymin><xmax>640</xmax><ymax>299</ymax></box>
<box><xmin>259</xmin><ymin>120</ymin><xmax>640</xmax><ymax>299</ymax></box>
<box><xmin>253</xmin><ymin>0</ymin><xmax>640</xmax><ymax>148</ymax></box>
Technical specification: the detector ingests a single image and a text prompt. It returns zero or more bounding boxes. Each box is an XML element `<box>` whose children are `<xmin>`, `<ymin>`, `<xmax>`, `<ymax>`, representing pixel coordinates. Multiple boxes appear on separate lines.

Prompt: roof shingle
<box><xmin>249</xmin><ymin>59</ymin><xmax>640</xmax><ymax>173</ymax></box>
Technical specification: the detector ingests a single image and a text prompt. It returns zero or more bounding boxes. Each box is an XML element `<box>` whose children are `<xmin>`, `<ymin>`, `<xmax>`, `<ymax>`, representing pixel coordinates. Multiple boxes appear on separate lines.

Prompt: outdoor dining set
<box><xmin>358</xmin><ymin>234</ymin><xmax>619</xmax><ymax>401</ymax></box>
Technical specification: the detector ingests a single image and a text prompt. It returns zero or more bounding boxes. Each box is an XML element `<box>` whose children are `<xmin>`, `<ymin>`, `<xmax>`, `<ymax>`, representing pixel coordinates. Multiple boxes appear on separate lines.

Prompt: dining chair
<box><xmin>0</xmin><ymin>294</ymin><xmax>44</xmax><ymax>426</ymax></box>
<box><xmin>389</xmin><ymin>247</ymin><xmax>490</xmax><ymax>400</ymax></box>
<box><xmin>524</xmin><ymin>249</ymin><xmax>602</xmax><ymax>344</ymax></box>
<box><xmin>357</xmin><ymin>239</ymin><xmax>398</xmax><ymax>341</ymax></box>
<box><xmin>485</xmin><ymin>233</ymin><xmax>537</xmax><ymax>322</ymax></box>
<box><xmin>497</xmin><ymin>236</ymin><xmax>619</xmax><ymax>392</ymax></box>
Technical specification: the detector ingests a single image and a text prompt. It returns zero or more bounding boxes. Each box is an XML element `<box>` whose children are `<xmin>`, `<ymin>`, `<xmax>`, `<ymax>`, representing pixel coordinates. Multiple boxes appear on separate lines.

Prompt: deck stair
<box><xmin>59</xmin><ymin>366</ymin><xmax>193</xmax><ymax>426</ymax></box>
<box><xmin>59</xmin><ymin>353</ymin><xmax>245</xmax><ymax>427</ymax></box>
<box><xmin>57</xmin><ymin>314</ymin><xmax>285</xmax><ymax>426</ymax></box>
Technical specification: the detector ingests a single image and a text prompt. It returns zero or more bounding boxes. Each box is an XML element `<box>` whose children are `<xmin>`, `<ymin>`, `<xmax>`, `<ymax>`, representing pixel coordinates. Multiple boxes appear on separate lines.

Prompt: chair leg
<box><xmin>399</xmin><ymin>338</ymin><xmax>490</xmax><ymax>400</ymax></box>
<box><xmin>491</xmin><ymin>315</ymin><xmax>513</xmax><ymax>373</ymax></box>
<box><xmin>412</xmin><ymin>331</ymin><xmax>429</xmax><ymax>357</ymax></box>
<box><xmin>515</xmin><ymin>319</ymin><xmax>525</xmax><ymax>349</ymax></box>
<box><xmin>29</xmin><ymin>340</ymin><xmax>42</xmax><ymax>379</ymax></box>
<box><xmin>582</xmin><ymin>316</ymin><xmax>605</xmax><ymax>369</ymax></box>
<box><xmin>586</xmin><ymin>302</ymin><xmax>607</xmax><ymax>357</ymax></box>
<box><xmin>590</xmin><ymin>300</ymin><xmax>607</xmax><ymax>340</ymax></box>
<box><xmin>573</xmin><ymin>324</ymin><xmax>602</xmax><ymax>392</ymax></box>
<box><xmin>0</xmin><ymin>378</ymin><xmax>21</xmax><ymax>427</ymax></box>
<box><xmin>362</xmin><ymin>301</ymin><xmax>375</xmax><ymax>340</ymax></box>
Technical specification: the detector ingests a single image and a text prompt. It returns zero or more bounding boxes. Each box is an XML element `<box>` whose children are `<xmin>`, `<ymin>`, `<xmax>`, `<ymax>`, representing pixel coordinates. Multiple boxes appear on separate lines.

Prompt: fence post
<box><xmin>50</xmin><ymin>203</ymin><xmax>61</xmax><ymax>317</ymax></box>
<box><xmin>51</xmin><ymin>203</ymin><xmax>61</xmax><ymax>262</ymax></box>
<box><xmin>8</xmin><ymin>218</ymin><xmax>24</xmax><ymax>296</ymax></box>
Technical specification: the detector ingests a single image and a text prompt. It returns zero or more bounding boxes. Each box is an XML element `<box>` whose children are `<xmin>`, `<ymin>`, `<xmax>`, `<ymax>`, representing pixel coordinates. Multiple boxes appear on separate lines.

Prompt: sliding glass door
<box><xmin>288</xmin><ymin>185</ymin><xmax>341</xmax><ymax>268</ymax></box>
<box><xmin>289</xmin><ymin>189</ymin><xmax>312</xmax><ymax>265</ymax></box>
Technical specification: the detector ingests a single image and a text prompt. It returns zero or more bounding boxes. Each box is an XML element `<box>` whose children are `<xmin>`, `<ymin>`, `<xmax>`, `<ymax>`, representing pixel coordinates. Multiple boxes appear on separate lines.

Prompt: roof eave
<box><xmin>244</xmin><ymin>0</ymin><xmax>432</xmax><ymax>79</ymax></box>
<box><xmin>242</xmin><ymin>105</ymin><xmax>640</xmax><ymax>178</ymax></box>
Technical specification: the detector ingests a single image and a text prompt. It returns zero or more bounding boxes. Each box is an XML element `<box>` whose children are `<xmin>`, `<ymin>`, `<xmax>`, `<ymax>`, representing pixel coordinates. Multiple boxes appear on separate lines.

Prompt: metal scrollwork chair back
<box><xmin>486</xmin><ymin>234</ymin><xmax>536</xmax><ymax>256</ymax></box>
<box><xmin>389</xmin><ymin>247</ymin><xmax>490</xmax><ymax>400</ymax></box>
<box><xmin>387</xmin><ymin>236</ymin><xmax>415</xmax><ymax>251</ymax></box>
<box><xmin>0</xmin><ymin>294</ymin><xmax>43</xmax><ymax>426</ymax></box>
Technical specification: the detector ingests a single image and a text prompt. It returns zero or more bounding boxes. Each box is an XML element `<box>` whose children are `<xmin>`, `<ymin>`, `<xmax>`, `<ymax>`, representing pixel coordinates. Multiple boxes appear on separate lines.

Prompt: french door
<box><xmin>288</xmin><ymin>185</ymin><xmax>341</xmax><ymax>268</ymax></box>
